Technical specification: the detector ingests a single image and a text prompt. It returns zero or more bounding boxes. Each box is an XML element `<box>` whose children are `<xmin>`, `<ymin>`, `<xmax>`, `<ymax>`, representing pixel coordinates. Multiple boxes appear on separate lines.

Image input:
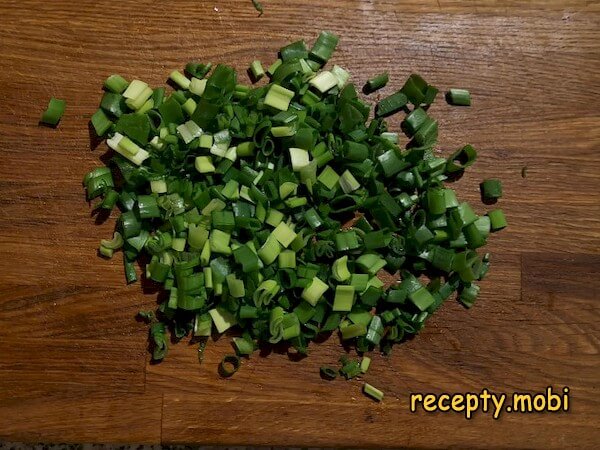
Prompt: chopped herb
<box><xmin>81</xmin><ymin>33</ymin><xmax>506</xmax><ymax>395</ymax></box>
<box><xmin>137</xmin><ymin>310</ymin><xmax>154</xmax><ymax>322</ymax></box>
<box><xmin>363</xmin><ymin>72</ymin><xmax>389</xmax><ymax>94</ymax></box>
<box><xmin>251</xmin><ymin>0</ymin><xmax>263</xmax><ymax>16</ymax></box>
<box><xmin>446</xmin><ymin>88</ymin><xmax>471</xmax><ymax>106</ymax></box>
<box><xmin>363</xmin><ymin>382</ymin><xmax>384</xmax><ymax>401</ymax></box>
<box><xmin>219</xmin><ymin>354</ymin><xmax>241</xmax><ymax>377</ymax></box>
<box><xmin>40</xmin><ymin>97</ymin><xmax>66</xmax><ymax>126</ymax></box>
<box><xmin>320</xmin><ymin>366</ymin><xmax>338</xmax><ymax>380</ymax></box>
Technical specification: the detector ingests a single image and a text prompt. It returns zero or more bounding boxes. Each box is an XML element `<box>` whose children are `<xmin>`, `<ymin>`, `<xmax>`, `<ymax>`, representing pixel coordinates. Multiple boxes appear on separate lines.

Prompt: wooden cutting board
<box><xmin>0</xmin><ymin>0</ymin><xmax>598</xmax><ymax>447</ymax></box>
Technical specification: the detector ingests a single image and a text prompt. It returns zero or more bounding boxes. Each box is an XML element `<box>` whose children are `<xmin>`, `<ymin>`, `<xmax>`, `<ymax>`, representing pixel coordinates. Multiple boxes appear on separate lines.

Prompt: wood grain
<box><xmin>0</xmin><ymin>389</ymin><xmax>163</xmax><ymax>444</ymax></box>
<box><xmin>0</xmin><ymin>0</ymin><xmax>599</xmax><ymax>447</ymax></box>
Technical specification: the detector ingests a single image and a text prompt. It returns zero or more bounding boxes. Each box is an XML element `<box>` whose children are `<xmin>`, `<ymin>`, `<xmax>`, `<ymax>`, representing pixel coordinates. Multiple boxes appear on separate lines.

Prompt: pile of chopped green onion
<box><xmin>84</xmin><ymin>32</ymin><xmax>506</xmax><ymax>387</ymax></box>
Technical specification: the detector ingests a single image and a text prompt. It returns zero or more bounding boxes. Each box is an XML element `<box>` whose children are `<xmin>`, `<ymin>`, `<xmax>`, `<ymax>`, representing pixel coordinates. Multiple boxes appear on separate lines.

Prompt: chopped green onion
<box><xmin>320</xmin><ymin>366</ymin><xmax>337</xmax><ymax>380</ymax></box>
<box><xmin>104</xmin><ymin>74</ymin><xmax>129</xmax><ymax>94</ymax></box>
<box><xmin>339</xmin><ymin>170</ymin><xmax>360</xmax><ymax>193</ymax></box>
<box><xmin>331</xmin><ymin>65</ymin><xmax>350</xmax><ymax>89</ymax></box>
<box><xmin>409</xmin><ymin>286</ymin><xmax>436</xmax><ymax>311</ymax></box>
<box><xmin>317</xmin><ymin>165</ymin><xmax>340</xmax><ymax>190</ymax></box>
<box><xmin>289</xmin><ymin>147</ymin><xmax>311</xmax><ymax>171</ymax></box>
<box><xmin>181</xmin><ymin>98</ymin><xmax>197</xmax><ymax>116</ymax></box>
<box><xmin>339</xmin><ymin>357</ymin><xmax>362</xmax><ymax>379</ymax></box>
<box><xmin>459</xmin><ymin>283</ymin><xmax>480</xmax><ymax>308</ymax></box>
<box><xmin>124</xmin><ymin>82</ymin><xmax>152</xmax><ymax>110</ymax></box>
<box><xmin>177</xmin><ymin>120</ymin><xmax>202</xmax><ymax>144</ymax></box>
<box><xmin>170</xmin><ymin>70</ymin><xmax>191</xmax><ymax>89</ymax></box>
<box><xmin>360</xmin><ymin>356</ymin><xmax>371</xmax><ymax>373</ymax></box>
<box><xmin>100</xmin><ymin>231</ymin><xmax>124</xmax><ymax>252</ymax></box>
<box><xmin>376</xmin><ymin>91</ymin><xmax>407</xmax><ymax>117</ymax></box>
<box><xmin>446</xmin><ymin>88</ymin><xmax>471</xmax><ymax>106</ymax></box>
<box><xmin>258</xmin><ymin>236</ymin><xmax>282</xmax><ymax>264</ymax></box>
<box><xmin>91</xmin><ymin>109</ymin><xmax>113</xmax><ymax>136</ymax></box>
<box><xmin>340</xmin><ymin>323</ymin><xmax>367</xmax><ymax>340</ymax></box>
<box><xmin>122</xmin><ymin>80</ymin><xmax>147</xmax><ymax>99</ymax></box>
<box><xmin>309</xmin><ymin>71</ymin><xmax>338</xmax><ymax>93</ymax></box>
<box><xmin>446</xmin><ymin>144</ymin><xmax>477</xmax><ymax>173</ymax></box>
<box><xmin>272</xmin><ymin>222</ymin><xmax>297</xmax><ymax>247</ymax></box>
<box><xmin>264</xmin><ymin>84</ymin><xmax>295</xmax><ymax>111</ymax></box>
<box><xmin>333</xmin><ymin>285</ymin><xmax>355</xmax><ymax>312</ymax></box>
<box><xmin>233</xmin><ymin>336</ymin><xmax>254</xmax><ymax>355</ymax></box>
<box><xmin>193</xmin><ymin>313</ymin><xmax>212</xmax><ymax>337</ymax></box>
<box><xmin>364</xmin><ymin>72</ymin><xmax>389</xmax><ymax>94</ymax></box>
<box><xmin>335</xmin><ymin>231</ymin><xmax>360</xmax><ymax>252</ymax></box>
<box><xmin>219</xmin><ymin>354</ymin><xmax>241</xmax><ymax>377</ymax></box>
<box><xmin>356</xmin><ymin>253</ymin><xmax>387</xmax><ymax>275</ymax></box>
<box><xmin>186</xmin><ymin>62</ymin><xmax>212</xmax><ymax>79</ymax></box>
<box><xmin>265</xmin><ymin>209</ymin><xmax>284</xmax><ymax>227</ymax></box>
<box><xmin>480</xmin><ymin>179</ymin><xmax>503</xmax><ymax>201</ymax></box>
<box><xmin>278</xmin><ymin>249</ymin><xmax>296</xmax><ymax>268</ymax></box>
<box><xmin>209</xmin><ymin>229</ymin><xmax>232</xmax><ymax>254</ymax></box>
<box><xmin>332</xmin><ymin>256</ymin><xmax>351</xmax><ymax>282</ymax></box>
<box><xmin>189</xmin><ymin>77</ymin><xmax>207</xmax><ymax>95</ymax></box>
<box><xmin>137</xmin><ymin>195</ymin><xmax>160</xmax><ymax>218</ymax></box>
<box><xmin>209</xmin><ymin>307</ymin><xmax>237</xmax><ymax>333</ymax></box>
<box><xmin>40</xmin><ymin>98</ymin><xmax>66</xmax><ymax>126</ymax></box>
<box><xmin>81</xmin><ymin>32</ymin><xmax>506</xmax><ymax>385</ymax></box>
<box><xmin>249</xmin><ymin>60</ymin><xmax>265</xmax><ymax>81</ymax></box>
<box><xmin>150</xmin><ymin>179</ymin><xmax>167</xmax><ymax>194</ymax></box>
<box><xmin>107</xmin><ymin>133</ymin><xmax>150</xmax><ymax>165</ymax></box>
<box><xmin>363</xmin><ymin>383</ymin><xmax>384</xmax><ymax>402</ymax></box>
<box><xmin>253</xmin><ymin>279</ymin><xmax>279</xmax><ymax>307</ymax></box>
<box><xmin>301</xmin><ymin>277</ymin><xmax>329</xmax><ymax>306</ymax></box>
<box><xmin>400</xmin><ymin>74</ymin><xmax>429</xmax><ymax>105</ymax></box>
<box><xmin>195</xmin><ymin>156</ymin><xmax>215</xmax><ymax>173</ymax></box>
<box><xmin>488</xmin><ymin>209</ymin><xmax>508</xmax><ymax>231</ymax></box>
<box><xmin>267</xmin><ymin>59</ymin><xmax>282</xmax><ymax>76</ymax></box>
<box><xmin>251</xmin><ymin>0</ymin><xmax>264</xmax><ymax>16</ymax></box>
<box><xmin>310</xmin><ymin>31</ymin><xmax>338</xmax><ymax>63</ymax></box>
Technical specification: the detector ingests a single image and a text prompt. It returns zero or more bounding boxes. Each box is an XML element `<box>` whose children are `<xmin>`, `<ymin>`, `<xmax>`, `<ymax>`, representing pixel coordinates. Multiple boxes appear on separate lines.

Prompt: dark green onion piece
<box><xmin>446</xmin><ymin>144</ymin><xmax>477</xmax><ymax>173</ymax></box>
<box><xmin>363</xmin><ymin>72</ymin><xmax>389</xmax><ymax>94</ymax></box>
<box><xmin>91</xmin><ymin>109</ymin><xmax>113</xmax><ymax>136</ymax></box>
<box><xmin>480</xmin><ymin>179</ymin><xmax>503</xmax><ymax>201</ymax></box>
<box><xmin>446</xmin><ymin>88</ymin><xmax>471</xmax><ymax>106</ymax></box>
<box><xmin>100</xmin><ymin>189</ymin><xmax>119</xmax><ymax>210</ymax></box>
<box><xmin>219</xmin><ymin>354</ymin><xmax>241</xmax><ymax>377</ymax></box>
<box><xmin>459</xmin><ymin>283</ymin><xmax>480</xmax><ymax>308</ymax></box>
<box><xmin>339</xmin><ymin>357</ymin><xmax>361</xmax><ymax>379</ymax></box>
<box><xmin>375</xmin><ymin>91</ymin><xmax>408</xmax><ymax>118</ymax></box>
<box><xmin>320</xmin><ymin>366</ymin><xmax>337</xmax><ymax>380</ymax></box>
<box><xmin>40</xmin><ymin>97</ymin><xmax>66</xmax><ymax>126</ymax></box>
<box><xmin>104</xmin><ymin>75</ymin><xmax>129</xmax><ymax>94</ymax></box>
<box><xmin>251</xmin><ymin>0</ymin><xmax>264</xmax><ymax>16</ymax></box>
<box><xmin>403</xmin><ymin>107</ymin><xmax>428</xmax><ymax>136</ymax></box>
<box><xmin>488</xmin><ymin>209</ymin><xmax>508</xmax><ymax>231</ymax></box>
<box><xmin>233</xmin><ymin>337</ymin><xmax>254</xmax><ymax>355</ymax></box>
<box><xmin>185</xmin><ymin>62</ymin><xmax>212</xmax><ymax>79</ymax></box>
<box><xmin>137</xmin><ymin>310</ymin><xmax>154</xmax><ymax>322</ymax></box>
<box><xmin>280</xmin><ymin>40</ymin><xmax>308</xmax><ymax>62</ymax></box>
<box><xmin>150</xmin><ymin>322</ymin><xmax>168</xmax><ymax>360</ymax></box>
<box><xmin>310</xmin><ymin>31</ymin><xmax>339</xmax><ymax>63</ymax></box>
<box><xmin>400</xmin><ymin>73</ymin><xmax>437</xmax><ymax>106</ymax></box>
